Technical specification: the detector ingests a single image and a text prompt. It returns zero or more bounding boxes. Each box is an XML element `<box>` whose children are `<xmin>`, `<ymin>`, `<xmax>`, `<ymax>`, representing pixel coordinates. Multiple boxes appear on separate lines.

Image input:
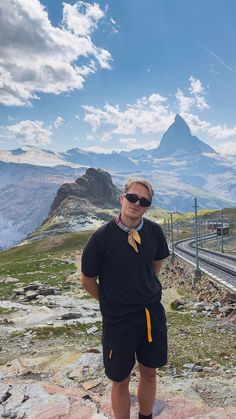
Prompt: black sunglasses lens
<box><xmin>139</xmin><ymin>197</ymin><xmax>151</xmax><ymax>207</ymax></box>
<box><xmin>125</xmin><ymin>193</ymin><xmax>139</xmax><ymax>203</ymax></box>
<box><xmin>125</xmin><ymin>193</ymin><xmax>151</xmax><ymax>207</ymax></box>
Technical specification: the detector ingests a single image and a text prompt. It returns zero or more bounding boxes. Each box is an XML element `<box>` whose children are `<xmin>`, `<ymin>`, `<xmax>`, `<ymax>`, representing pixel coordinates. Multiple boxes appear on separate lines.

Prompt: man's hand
<box><xmin>81</xmin><ymin>274</ymin><xmax>99</xmax><ymax>301</ymax></box>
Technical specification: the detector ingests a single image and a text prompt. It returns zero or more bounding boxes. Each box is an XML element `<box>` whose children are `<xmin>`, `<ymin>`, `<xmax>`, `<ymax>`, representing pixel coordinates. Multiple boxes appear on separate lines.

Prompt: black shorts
<box><xmin>102</xmin><ymin>302</ymin><xmax>168</xmax><ymax>382</ymax></box>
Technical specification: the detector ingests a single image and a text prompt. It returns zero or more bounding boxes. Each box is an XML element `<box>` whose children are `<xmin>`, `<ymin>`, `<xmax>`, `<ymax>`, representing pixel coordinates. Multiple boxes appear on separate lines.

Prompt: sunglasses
<box><xmin>124</xmin><ymin>193</ymin><xmax>152</xmax><ymax>207</ymax></box>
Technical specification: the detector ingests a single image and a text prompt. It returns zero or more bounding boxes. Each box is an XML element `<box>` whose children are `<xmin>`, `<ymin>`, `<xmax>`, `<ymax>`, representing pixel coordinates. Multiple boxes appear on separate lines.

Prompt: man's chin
<box><xmin>127</xmin><ymin>210</ymin><xmax>142</xmax><ymax>219</ymax></box>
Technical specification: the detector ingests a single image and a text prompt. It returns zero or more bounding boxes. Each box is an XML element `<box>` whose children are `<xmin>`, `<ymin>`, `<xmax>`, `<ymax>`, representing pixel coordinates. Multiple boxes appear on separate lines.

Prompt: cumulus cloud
<box><xmin>214</xmin><ymin>141</ymin><xmax>236</xmax><ymax>155</ymax></box>
<box><xmin>86</xmin><ymin>133</ymin><xmax>96</xmax><ymax>141</ymax></box>
<box><xmin>101</xmin><ymin>132</ymin><xmax>112</xmax><ymax>142</ymax></box>
<box><xmin>189</xmin><ymin>76</ymin><xmax>209</xmax><ymax>110</ymax></box>
<box><xmin>181</xmin><ymin>112</ymin><xmax>211</xmax><ymax>134</ymax></box>
<box><xmin>54</xmin><ymin>117</ymin><xmax>64</xmax><ymax>128</ymax></box>
<box><xmin>207</xmin><ymin>124</ymin><xmax>236</xmax><ymax>140</ymax></box>
<box><xmin>62</xmin><ymin>1</ymin><xmax>104</xmax><ymax>36</ymax></box>
<box><xmin>176</xmin><ymin>76</ymin><xmax>209</xmax><ymax>113</ymax></box>
<box><xmin>81</xmin><ymin>76</ymin><xmax>236</xmax><ymax>154</ymax></box>
<box><xmin>0</xmin><ymin>0</ymin><xmax>111</xmax><ymax>106</ymax></box>
<box><xmin>119</xmin><ymin>137</ymin><xmax>137</xmax><ymax>148</ymax></box>
<box><xmin>83</xmin><ymin>93</ymin><xmax>174</xmax><ymax>137</ymax></box>
<box><xmin>6</xmin><ymin>120</ymin><xmax>52</xmax><ymax>147</ymax></box>
<box><xmin>176</xmin><ymin>88</ymin><xmax>194</xmax><ymax>113</ymax></box>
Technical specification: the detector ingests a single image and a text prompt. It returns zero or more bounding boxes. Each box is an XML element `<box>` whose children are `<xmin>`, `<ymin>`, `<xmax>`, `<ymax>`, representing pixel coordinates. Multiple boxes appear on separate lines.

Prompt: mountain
<box><xmin>152</xmin><ymin>114</ymin><xmax>215</xmax><ymax>157</ymax></box>
<box><xmin>0</xmin><ymin>146</ymin><xmax>138</xmax><ymax>171</ymax></box>
<box><xmin>0</xmin><ymin>114</ymin><xmax>235</xmax><ymax>249</ymax></box>
<box><xmin>61</xmin><ymin>148</ymin><xmax>138</xmax><ymax>171</ymax></box>
<box><xmin>25</xmin><ymin>168</ymin><xmax>121</xmax><ymax>242</ymax></box>
<box><xmin>0</xmin><ymin>146</ymin><xmax>74</xmax><ymax>167</ymax></box>
<box><xmin>0</xmin><ymin>162</ymin><xmax>85</xmax><ymax>250</ymax></box>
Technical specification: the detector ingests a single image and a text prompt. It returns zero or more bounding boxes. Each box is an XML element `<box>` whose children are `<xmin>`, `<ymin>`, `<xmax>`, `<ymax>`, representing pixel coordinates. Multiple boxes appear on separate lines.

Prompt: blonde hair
<box><xmin>124</xmin><ymin>179</ymin><xmax>154</xmax><ymax>199</ymax></box>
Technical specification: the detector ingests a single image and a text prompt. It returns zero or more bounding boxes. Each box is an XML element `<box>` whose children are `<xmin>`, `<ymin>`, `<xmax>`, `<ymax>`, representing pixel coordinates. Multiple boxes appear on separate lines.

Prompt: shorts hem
<box><xmin>105</xmin><ymin>366</ymin><xmax>134</xmax><ymax>382</ymax></box>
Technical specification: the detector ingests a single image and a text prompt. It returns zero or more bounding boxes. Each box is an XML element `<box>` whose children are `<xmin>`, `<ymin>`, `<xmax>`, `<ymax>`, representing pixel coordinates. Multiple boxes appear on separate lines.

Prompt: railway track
<box><xmin>171</xmin><ymin>236</ymin><xmax>236</xmax><ymax>293</ymax></box>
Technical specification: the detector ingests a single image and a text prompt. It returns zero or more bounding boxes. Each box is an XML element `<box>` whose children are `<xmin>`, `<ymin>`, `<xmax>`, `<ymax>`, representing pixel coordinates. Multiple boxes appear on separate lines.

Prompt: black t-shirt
<box><xmin>81</xmin><ymin>218</ymin><xmax>170</xmax><ymax>320</ymax></box>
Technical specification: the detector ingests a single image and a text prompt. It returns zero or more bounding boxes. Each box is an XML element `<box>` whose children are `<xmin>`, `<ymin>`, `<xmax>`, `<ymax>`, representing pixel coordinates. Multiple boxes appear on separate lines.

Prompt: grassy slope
<box><xmin>0</xmin><ymin>231</ymin><xmax>93</xmax><ymax>299</ymax></box>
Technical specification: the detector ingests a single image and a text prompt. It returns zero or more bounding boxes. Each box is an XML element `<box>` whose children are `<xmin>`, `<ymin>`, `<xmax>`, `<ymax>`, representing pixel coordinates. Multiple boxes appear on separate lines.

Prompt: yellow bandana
<box><xmin>128</xmin><ymin>228</ymin><xmax>141</xmax><ymax>253</ymax></box>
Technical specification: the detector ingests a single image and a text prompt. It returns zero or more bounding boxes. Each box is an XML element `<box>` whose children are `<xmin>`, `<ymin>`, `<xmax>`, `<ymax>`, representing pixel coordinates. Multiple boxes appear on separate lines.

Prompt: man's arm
<box><xmin>81</xmin><ymin>273</ymin><xmax>99</xmax><ymax>301</ymax></box>
<box><xmin>153</xmin><ymin>260</ymin><xmax>163</xmax><ymax>275</ymax></box>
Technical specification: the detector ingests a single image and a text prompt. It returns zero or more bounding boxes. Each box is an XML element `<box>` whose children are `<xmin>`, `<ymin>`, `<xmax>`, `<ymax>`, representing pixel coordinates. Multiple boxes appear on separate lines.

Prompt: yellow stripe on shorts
<box><xmin>145</xmin><ymin>308</ymin><xmax>153</xmax><ymax>343</ymax></box>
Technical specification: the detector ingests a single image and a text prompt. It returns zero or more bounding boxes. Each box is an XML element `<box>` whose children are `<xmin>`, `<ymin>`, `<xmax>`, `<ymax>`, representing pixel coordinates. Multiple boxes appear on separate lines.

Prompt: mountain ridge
<box><xmin>0</xmin><ymin>115</ymin><xmax>235</xmax><ymax>249</ymax></box>
<box><xmin>0</xmin><ymin>114</ymin><xmax>217</xmax><ymax>167</ymax></box>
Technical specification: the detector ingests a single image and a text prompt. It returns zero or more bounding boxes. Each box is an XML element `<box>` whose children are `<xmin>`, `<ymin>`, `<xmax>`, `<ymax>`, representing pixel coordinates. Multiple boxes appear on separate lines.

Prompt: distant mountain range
<box><xmin>0</xmin><ymin>114</ymin><xmax>235</xmax><ymax>249</ymax></box>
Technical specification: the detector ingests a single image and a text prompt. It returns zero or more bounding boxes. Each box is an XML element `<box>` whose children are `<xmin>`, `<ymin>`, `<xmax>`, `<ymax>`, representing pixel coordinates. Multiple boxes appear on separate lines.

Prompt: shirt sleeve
<box><xmin>81</xmin><ymin>231</ymin><xmax>104</xmax><ymax>277</ymax></box>
<box><xmin>154</xmin><ymin>225</ymin><xmax>170</xmax><ymax>261</ymax></box>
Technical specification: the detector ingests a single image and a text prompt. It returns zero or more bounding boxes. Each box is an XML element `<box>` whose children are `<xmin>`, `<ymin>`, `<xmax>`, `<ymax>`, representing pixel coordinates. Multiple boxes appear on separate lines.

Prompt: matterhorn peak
<box><xmin>153</xmin><ymin>114</ymin><xmax>215</xmax><ymax>157</ymax></box>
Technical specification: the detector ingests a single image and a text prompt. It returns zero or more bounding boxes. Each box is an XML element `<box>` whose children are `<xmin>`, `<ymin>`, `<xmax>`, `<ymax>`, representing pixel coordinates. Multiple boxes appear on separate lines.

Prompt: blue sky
<box><xmin>1</xmin><ymin>0</ymin><xmax>236</xmax><ymax>155</ymax></box>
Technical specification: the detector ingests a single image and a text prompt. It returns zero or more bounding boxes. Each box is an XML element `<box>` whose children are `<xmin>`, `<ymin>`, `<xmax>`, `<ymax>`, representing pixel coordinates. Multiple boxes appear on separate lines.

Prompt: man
<box><xmin>81</xmin><ymin>179</ymin><xmax>170</xmax><ymax>419</ymax></box>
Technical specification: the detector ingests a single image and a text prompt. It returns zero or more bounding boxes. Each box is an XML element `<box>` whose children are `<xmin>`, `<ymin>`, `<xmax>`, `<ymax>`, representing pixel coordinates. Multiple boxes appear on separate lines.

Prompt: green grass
<box><xmin>32</xmin><ymin>325</ymin><xmax>80</xmax><ymax>339</ymax></box>
<box><xmin>26</xmin><ymin>321</ymin><xmax>102</xmax><ymax>340</ymax></box>
<box><xmin>0</xmin><ymin>230</ymin><xmax>93</xmax><ymax>262</ymax></box>
<box><xmin>167</xmin><ymin>311</ymin><xmax>236</xmax><ymax>371</ymax></box>
<box><xmin>0</xmin><ymin>307</ymin><xmax>16</xmax><ymax>315</ymax></box>
<box><xmin>0</xmin><ymin>231</ymin><xmax>93</xmax><ymax>299</ymax></box>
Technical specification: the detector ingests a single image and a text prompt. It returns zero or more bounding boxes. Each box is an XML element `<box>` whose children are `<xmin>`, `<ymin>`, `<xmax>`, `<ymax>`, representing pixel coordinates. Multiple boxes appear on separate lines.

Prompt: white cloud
<box><xmin>0</xmin><ymin>0</ymin><xmax>111</xmax><ymax>106</ymax></box>
<box><xmin>141</xmin><ymin>140</ymin><xmax>160</xmax><ymax>149</ymax></box>
<box><xmin>181</xmin><ymin>112</ymin><xmax>211</xmax><ymax>134</ymax></box>
<box><xmin>176</xmin><ymin>88</ymin><xmax>194</xmax><ymax>113</ymax></box>
<box><xmin>6</xmin><ymin>120</ymin><xmax>52</xmax><ymax>147</ymax></box>
<box><xmin>101</xmin><ymin>132</ymin><xmax>112</xmax><ymax>142</ymax></box>
<box><xmin>81</xmin><ymin>76</ymin><xmax>236</xmax><ymax>153</ymax></box>
<box><xmin>110</xmin><ymin>17</ymin><xmax>119</xmax><ymax>34</ymax></box>
<box><xmin>176</xmin><ymin>77</ymin><xmax>209</xmax><ymax>113</ymax></box>
<box><xmin>83</xmin><ymin>93</ymin><xmax>174</xmax><ymax>137</ymax></box>
<box><xmin>54</xmin><ymin>116</ymin><xmax>64</xmax><ymax>128</ymax></box>
<box><xmin>119</xmin><ymin>137</ymin><xmax>137</xmax><ymax>149</ymax></box>
<box><xmin>207</xmin><ymin>124</ymin><xmax>236</xmax><ymax>140</ymax></box>
<box><xmin>62</xmin><ymin>2</ymin><xmax>104</xmax><ymax>36</ymax></box>
<box><xmin>86</xmin><ymin>133</ymin><xmax>95</xmax><ymax>141</ymax></box>
<box><xmin>189</xmin><ymin>76</ymin><xmax>204</xmax><ymax>95</ymax></box>
<box><xmin>214</xmin><ymin>141</ymin><xmax>236</xmax><ymax>155</ymax></box>
<box><xmin>189</xmin><ymin>76</ymin><xmax>209</xmax><ymax>110</ymax></box>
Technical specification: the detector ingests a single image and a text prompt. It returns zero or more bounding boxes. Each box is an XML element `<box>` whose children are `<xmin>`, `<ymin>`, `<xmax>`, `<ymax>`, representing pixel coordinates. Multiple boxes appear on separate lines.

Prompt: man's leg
<box><xmin>137</xmin><ymin>363</ymin><xmax>156</xmax><ymax>416</ymax></box>
<box><xmin>111</xmin><ymin>374</ymin><xmax>131</xmax><ymax>419</ymax></box>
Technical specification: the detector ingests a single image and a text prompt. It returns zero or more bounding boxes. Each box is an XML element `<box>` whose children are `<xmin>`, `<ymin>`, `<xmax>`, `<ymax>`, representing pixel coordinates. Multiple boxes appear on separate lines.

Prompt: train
<box><xmin>216</xmin><ymin>223</ymin><xmax>230</xmax><ymax>235</ymax></box>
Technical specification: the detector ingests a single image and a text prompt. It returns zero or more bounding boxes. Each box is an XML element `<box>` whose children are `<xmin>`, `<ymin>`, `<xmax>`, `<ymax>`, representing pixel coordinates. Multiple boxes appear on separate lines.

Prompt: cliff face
<box><xmin>25</xmin><ymin>168</ymin><xmax>121</xmax><ymax>242</ymax></box>
<box><xmin>50</xmin><ymin>168</ymin><xmax>120</xmax><ymax>214</ymax></box>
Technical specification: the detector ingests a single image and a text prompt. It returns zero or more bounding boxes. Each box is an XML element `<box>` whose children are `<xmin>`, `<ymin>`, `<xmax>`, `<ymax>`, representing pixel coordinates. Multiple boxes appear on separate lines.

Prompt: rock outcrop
<box><xmin>24</xmin><ymin>168</ymin><xmax>121</xmax><ymax>242</ymax></box>
<box><xmin>50</xmin><ymin>168</ymin><xmax>121</xmax><ymax>213</ymax></box>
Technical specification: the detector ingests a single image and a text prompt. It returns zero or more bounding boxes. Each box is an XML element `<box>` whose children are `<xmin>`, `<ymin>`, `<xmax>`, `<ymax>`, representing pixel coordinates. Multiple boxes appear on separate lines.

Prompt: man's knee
<box><xmin>138</xmin><ymin>364</ymin><xmax>156</xmax><ymax>383</ymax></box>
<box><xmin>112</xmin><ymin>375</ymin><xmax>130</xmax><ymax>394</ymax></box>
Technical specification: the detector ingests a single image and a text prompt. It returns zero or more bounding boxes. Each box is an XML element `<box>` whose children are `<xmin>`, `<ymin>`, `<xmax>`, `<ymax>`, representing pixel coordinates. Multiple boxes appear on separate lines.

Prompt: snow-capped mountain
<box><xmin>0</xmin><ymin>115</ymin><xmax>235</xmax><ymax>249</ymax></box>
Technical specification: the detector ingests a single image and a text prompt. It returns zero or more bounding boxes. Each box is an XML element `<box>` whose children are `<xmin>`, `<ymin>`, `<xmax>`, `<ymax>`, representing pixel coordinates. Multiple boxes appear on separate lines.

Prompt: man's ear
<box><xmin>119</xmin><ymin>194</ymin><xmax>124</xmax><ymax>205</ymax></box>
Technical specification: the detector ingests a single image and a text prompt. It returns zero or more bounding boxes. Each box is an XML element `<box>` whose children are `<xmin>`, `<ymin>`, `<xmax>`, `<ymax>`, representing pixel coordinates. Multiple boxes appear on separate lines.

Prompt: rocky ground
<box><xmin>0</xmin><ymin>253</ymin><xmax>236</xmax><ymax>418</ymax></box>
